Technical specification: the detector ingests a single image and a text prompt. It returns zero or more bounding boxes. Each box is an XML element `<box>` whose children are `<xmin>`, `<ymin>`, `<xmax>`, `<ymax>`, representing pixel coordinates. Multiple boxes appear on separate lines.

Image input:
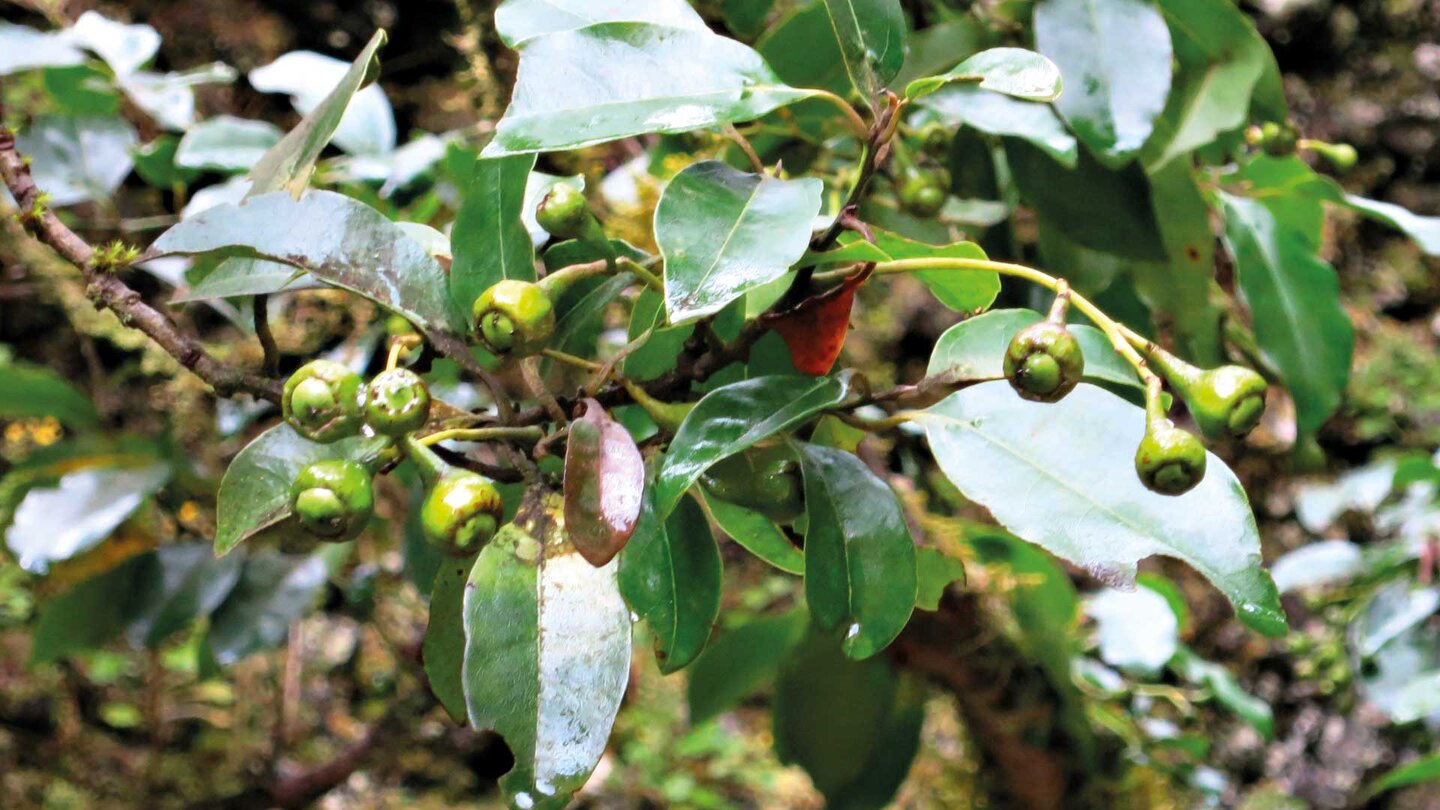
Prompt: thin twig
<box><xmin>254</xmin><ymin>295</ymin><xmax>281</xmax><ymax>377</ymax></box>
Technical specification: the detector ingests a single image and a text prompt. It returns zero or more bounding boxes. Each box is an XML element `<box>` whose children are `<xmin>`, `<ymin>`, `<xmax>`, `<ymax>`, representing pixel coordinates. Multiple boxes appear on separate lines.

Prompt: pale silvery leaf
<box><xmin>249</xmin><ymin>50</ymin><xmax>396</xmax><ymax>155</ymax></box>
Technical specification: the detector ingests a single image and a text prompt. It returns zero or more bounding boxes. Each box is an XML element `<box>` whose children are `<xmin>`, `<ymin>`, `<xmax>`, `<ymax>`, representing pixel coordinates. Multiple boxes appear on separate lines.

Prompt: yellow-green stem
<box><xmin>418</xmin><ymin>426</ymin><xmax>545</xmax><ymax>446</ymax></box>
<box><xmin>542</xmin><ymin>347</ymin><xmax>604</xmax><ymax>372</ymax></box>
<box><xmin>811</xmin><ymin>90</ymin><xmax>872</xmax><ymax>141</ymax></box>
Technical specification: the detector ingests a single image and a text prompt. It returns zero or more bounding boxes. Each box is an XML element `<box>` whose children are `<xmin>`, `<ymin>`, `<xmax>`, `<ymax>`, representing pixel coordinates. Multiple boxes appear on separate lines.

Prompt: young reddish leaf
<box><xmin>765</xmin><ymin>267</ymin><xmax>871</xmax><ymax>375</ymax></box>
<box><xmin>564</xmin><ymin>398</ymin><xmax>645</xmax><ymax>567</ymax></box>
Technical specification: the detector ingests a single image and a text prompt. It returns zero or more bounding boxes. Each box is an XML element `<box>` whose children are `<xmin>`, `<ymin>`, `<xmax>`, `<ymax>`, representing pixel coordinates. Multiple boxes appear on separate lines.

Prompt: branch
<box><xmin>0</xmin><ymin>114</ymin><xmax>283</xmax><ymax>404</ymax></box>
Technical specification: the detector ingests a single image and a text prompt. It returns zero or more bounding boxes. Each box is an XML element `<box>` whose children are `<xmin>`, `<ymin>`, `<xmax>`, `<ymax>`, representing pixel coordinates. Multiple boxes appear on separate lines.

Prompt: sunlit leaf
<box><xmin>905</xmin><ymin>47</ymin><xmax>1063</xmax><ymax>103</ymax></box>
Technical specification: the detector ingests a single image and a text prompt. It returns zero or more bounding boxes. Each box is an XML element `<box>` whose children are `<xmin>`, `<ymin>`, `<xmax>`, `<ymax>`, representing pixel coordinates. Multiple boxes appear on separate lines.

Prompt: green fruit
<box><xmin>290</xmin><ymin>459</ymin><xmax>374</xmax><ymax>540</ymax></box>
<box><xmin>536</xmin><ymin>184</ymin><xmax>590</xmax><ymax>239</ymax></box>
<box><xmin>1003</xmin><ymin>321</ymin><xmax>1085</xmax><ymax>402</ymax></box>
<box><xmin>700</xmin><ymin>444</ymin><xmax>804</xmax><ymax>524</ymax></box>
<box><xmin>471</xmin><ymin>279</ymin><xmax>556</xmax><ymax>357</ymax></box>
<box><xmin>282</xmin><ymin>360</ymin><xmax>365</xmax><ymax>443</ymax></box>
<box><xmin>1259</xmin><ymin>120</ymin><xmax>1299</xmax><ymax>156</ymax></box>
<box><xmin>898</xmin><ymin>167</ymin><xmax>946</xmax><ymax>217</ymax></box>
<box><xmin>1149</xmin><ymin>352</ymin><xmax>1268</xmax><ymax>440</ymax></box>
<box><xmin>1134</xmin><ymin>419</ymin><xmax>1207</xmax><ymax>496</ymax></box>
<box><xmin>364</xmin><ymin>368</ymin><xmax>431</xmax><ymax>436</ymax></box>
<box><xmin>421</xmin><ymin>471</ymin><xmax>504</xmax><ymax>556</ymax></box>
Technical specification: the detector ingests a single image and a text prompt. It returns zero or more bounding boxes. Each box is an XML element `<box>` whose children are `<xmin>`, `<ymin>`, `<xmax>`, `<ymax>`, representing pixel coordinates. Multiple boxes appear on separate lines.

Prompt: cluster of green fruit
<box><xmin>999</xmin><ymin>311</ymin><xmax>1267</xmax><ymax>497</ymax></box>
<box><xmin>280</xmin><ymin>359</ymin><xmax>502</xmax><ymax>556</ymax></box>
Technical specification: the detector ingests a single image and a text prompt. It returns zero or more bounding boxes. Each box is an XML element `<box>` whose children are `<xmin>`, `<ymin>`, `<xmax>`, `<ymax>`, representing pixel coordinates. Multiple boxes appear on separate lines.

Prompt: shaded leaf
<box><xmin>821</xmin><ymin>0</ymin><xmax>907</xmax><ymax>104</ymax></box>
<box><xmin>1170</xmin><ymin>645</ymin><xmax>1274</xmax><ymax>739</ymax></box>
<box><xmin>449</xmin><ymin>154</ymin><xmax>538</xmax><ymax>314</ymax></box>
<box><xmin>424</xmin><ymin>559</ymin><xmax>471</xmax><ymax>722</ymax></box>
<box><xmin>1140</xmin><ymin>158</ymin><xmax>1221</xmax><ymax>362</ymax></box>
<box><xmin>126</xmin><ymin>543</ymin><xmax>243</xmax><ymax>648</ymax></box>
<box><xmin>207</xmin><ymin>552</ymin><xmax>331</xmax><ymax>665</ymax></box>
<box><xmin>905</xmin><ymin>47</ymin><xmax>1063</xmax><ymax>103</ymax></box>
<box><xmin>0</xmin><ymin>360</ymin><xmax>100</xmax><ymax>429</ymax></box>
<box><xmin>807</xmin><ymin>229</ymin><xmax>999</xmax><ymax>312</ymax></box>
<box><xmin>916</xmin><ymin>82</ymin><xmax>1077</xmax><ymax>167</ymax></box>
<box><xmin>482</xmin><ymin>23</ymin><xmax>815</xmax><ymax>156</ymax></box>
<box><xmin>917</xmin><ymin>382</ymin><xmax>1285</xmax><ymax>635</ymax></box>
<box><xmin>914</xmin><ymin>547</ymin><xmax>965</xmax><ymax>611</ymax></box>
<box><xmin>687</xmin><ymin>610</ymin><xmax>807</xmax><ymax>724</ymax></box>
<box><xmin>31</xmin><ymin>554</ymin><xmax>156</xmax><ymax>664</ymax></box>
<box><xmin>1370</xmin><ymin>752</ymin><xmax>1440</xmax><ymax>797</ymax></box>
<box><xmin>618</xmin><ymin>489</ymin><xmax>722</xmax><ymax>672</ymax></box>
<box><xmin>701</xmin><ymin>491</ymin><xmax>805</xmax><ymax>574</ymax></box>
<box><xmin>564</xmin><ymin>400</ymin><xmax>645</xmax><ymax>567</ymax></box>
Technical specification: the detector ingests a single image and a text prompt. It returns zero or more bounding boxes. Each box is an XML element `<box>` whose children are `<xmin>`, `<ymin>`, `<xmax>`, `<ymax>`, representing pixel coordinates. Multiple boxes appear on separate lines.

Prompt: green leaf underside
<box><xmin>702</xmin><ymin>491</ymin><xmax>805</xmax><ymax>574</ymax></box>
<box><xmin>918</xmin><ymin>382</ymin><xmax>1285</xmax><ymax>636</ymax></box>
<box><xmin>657</xmin><ymin>160</ymin><xmax>823</xmax><ymax>324</ymax></box>
<box><xmin>653</xmin><ymin>374</ymin><xmax>853</xmax><ymax>517</ymax></box>
<box><xmin>214</xmin><ymin>424</ymin><xmax>388</xmax><ymax>556</ymax></box>
<box><xmin>925</xmin><ymin>308</ymin><xmax>1141</xmax><ymax>391</ymax></box>
<box><xmin>462</xmin><ymin>494</ymin><xmax>631</xmax><ymax>810</ymax></box>
<box><xmin>905</xmin><ymin>47</ymin><xmax>1063</xmax><ymax>102</ymax></box>
<box><xmin>208</xmin><ymin>552</ymin><xmax>330</xmax><ymax>665</ymax></box>
<box><xmin>175</xmin><ymin>115</ymin><xmax>282</xmax><ymax>173</ymax></box>
<box><xmin>794</xmin><ymin>442</ymin><xmax>916</xmax><ymax>659</ymax></box>
<box><xmin>806</xmin><ymin>229</ymin><xmax>999</xmax><ymax>312</ymax></box>
<box><xmin>147</xmin><ymin>190</ymin><xmax>462</xmax><ymax>332</ymax></box>
<box><xmin>247</xmin><ymin>29</ymin><xmax>386</xmax><ymax>196</ymax></box>
<box><xmin>450</xmin><ymin>154</ymin><xmax>538</xmax><ymax>315</ymax></box>
<box><xmin>618</xmin><ymin>490</ymin><xmax>722</xmax><ymax>673</ymax></box>
<box><xmin>686</xmin><ymin>610</ymin><xmax>807</xmax><ymax>725</ymax></box>
<box><xmin>821</xmin><ymin>0</ymin><xmax>906</xmax><ymax>104</ymax></box>
<box><xmin>495</xmin><ymin>0</ymin><xmax>706</xmax><ymax>46</ymax></box>
<box><xmin>1218</xmin><ymin>192</ymin><xmax>1352</xmax><ymax>436</ymax></box>
<box><xmin>1344</xmin><ymin>194</ymin><xmax>1440</xmax><ymax>257</ymax></box>
<box><xmin>916</xmin><ymin>82</ymin><xmax>1077</xmax><ymax>167</ymax></box>
<box><xmin>424</xmin><ymin>560</ymin><xmax>471</xmax><ymax>723</ymax></box>
<box><xmin>483</xmin><ymin>23</ymin><xmax>816</xmax><ymax>156</ymax></box>
<box><xmin>1034</xmin><ymin>0</ymin><xmax>1171</xmax><ymax>161</ymax></box>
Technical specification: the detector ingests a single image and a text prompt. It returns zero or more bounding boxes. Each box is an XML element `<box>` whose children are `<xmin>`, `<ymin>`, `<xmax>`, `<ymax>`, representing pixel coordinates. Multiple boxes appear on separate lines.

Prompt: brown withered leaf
<box><xmin>564</xmin><ymin>398</ymin><xmax>645</xmax><ymax>567</ymax></box>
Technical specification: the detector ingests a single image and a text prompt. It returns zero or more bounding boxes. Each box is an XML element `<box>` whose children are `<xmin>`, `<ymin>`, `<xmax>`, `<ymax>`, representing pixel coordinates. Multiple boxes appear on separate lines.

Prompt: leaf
<box><xmin>0</xmin><ymin>22</ymin><xmax>84</xmax><ymax>75</ymax></box>
<box><xmin>905</xmin><ymin>47</ymin><xmax>1063</xmax><ymax>103</ymax></box>
<box><xmin>31</xmin><ymin>553</ymin><xmax>156</xmax><ymax>664</ymax></box>
<box><xmin>0</xmin><ymin>360</ymin><xmax>100</xmax><ymax>428</ymax></box>
<box><xmin>773</xmin><ymin>627</ymin><xmax>925</xmax><ymax>809</ymax></box>
<box><xmin>1218</xmin><ymin>192</ymin><xmax>1353</xmax><ymax>436</ymax></box>
<box><xmin>653</xmin><ymin>374</ymin><xmax>854</xmax><ymax>516</ymax></box>
<box><xmin>1344</xmin><ymin>194</ymin><xmax>1440</xmax><ymax>256</ymax></box>
<box><xmin>15</xmin><ymin>115</ymin><xmax>137</xmax><ymax>207</ymax></box>
<box><xmin>248</xmin><ymin>45</ymin><xmax>394</xmax><ymax>156</ymax></box>
<box><xmin>213</xmin><ymin>423</ymin><xmax>388</xmax><ymax>557</ymax></box>
<box><xmin>175</xmin><ymin>115</ymin><xmax>282</xmax><ymax>173</ymax></box>
<box><xmin>1033</xmin><ymin>0</ymin><xmax>1172</xmax><ymax>162</ymax></box>
<box><xmin>1087</xmin><ymin>586</ymin><xmax>1179</xmax><ymax>675</ymax></box>
<box><xmin>917</xmin><ymin>382</ymin><xmax>1286</xmax><ymax>636</ymax></box>
<box><xmin>1140</xmin><ymin>158</ymin><xmax>1221</xmax><ymax>362</ymax></box>
<box><xmin>125</xmin><ymin>543</ymin><xmax>244</xmax><ymax>648</ymax></box>
<box><xmin>756</xmin><ymin>1</ymin><xmax>851</xmax><ymax>97</ymax></box>
<box><xmin>809</xmin><ymin>230</ymin><xmax>1000</xmax><ymax>313</ymax></box>
<box><xmin>449</xmin><ymin>154</ymin><xmax>538</xmax><ymax>314</ymax></box>
<box><xmin>701</xmin><ymin>490</ymin><xmax>805</xmax><ymax>573</ymax></box>
<box><xmin>172</xmin><ymin>261</ymin><xmax>313</xmax><ymax>302</ymax></box>
<box><xmin>686</xmin><ymin>610</ymin><xmax>808</xmax><ymax>724</ymax></box>
<box><xmin>916</xmin><ymin>82</ymin><xmax>1077</xmax><ymax>167</ymax></box>
<box><xmin>564</xmin><ymin>400</ymin><xmax>646</xmax><ymax>567</ymax></box>
<box><xmin>766</xmin><ymin>269</ymin><xmax>868</xmax><ymax>375</ymax></box>
<box><xmin>656</xmin><ymin>160</ymin><xmax>823</xmax><ymax>324</ymax></box>
<box><xmin>207</xmin><ymin>552</ymin><xmax>331</xmax><ymax>665</ymax></box>
<box><xmin>821</xmin><ymin>0</ymin><xmax>907</xmax><ymax>104</ymax></box>
<box><xmin>619</xmin><ymin>489</ymin><xmax>722</xmax><ymax>672</ymax></box>
<box><xmin>482</xmin><ymin>23</ymin><xmax>816</xmax><ymax>157</ymax></box>
<box><xmin>793</xmin><ymin>441</ymin><xmax>916</xmax><ymax>658</ymax></box>
<box><xmin>494</xmin><ymin>0</ymin><xmax>706</xmax><ymax>46</ymax></box>
<box><xmin>5</xmin><ymin>461</ymin><xmax>170</xmax><ymax>574</ymax></box>
<box><xmin>925</xmin><ymin>308</ymin><xmax>1141</xmax><ymax>392</ymax></box>
<box><xmin>247</xmin><ymin>30</ymin><xmax>386</xmax><ymax>196</ymax></box>
<box><xmin>547</xmin><ymin>272</ymin><xmax>636</xmax><ymax>363</ymax></box>
<box><xmin>1170</xmin><ymin>645</ymin><xmax>1274</xmax><ymax>739</ymax></box>
<box><xmin>463</xmin><ymin>491</ymin><xmax>631</xmax><ymax>809</ymax></box>
<box><xmin>1142</xmin><ymin>0</ymin><xmax>1268</xmax><ymax>168</ymax></box>
<box><xmin>68</xmin><ymin>11</ymin><xmax>160</xmax><ymax>76</ymax></box>
<box><xmin>1270</xmin><ymin>540</ymin><xmax>1364</xmax><ymax>594</ymax></box>
<box><xmin>117</xmin><ymin>63</ymin><xmax>238</xmax><ymax>133</ymax></box>
<box><xmin>914</xmin><ymin>547</ymin><xmax>965</xmax><ymax>611</ymax></box>
<box><xmin>423</xmin><ymin>559</ymin><xmax>470</xmax><ymax>722</ymax></box>
<box><xmin>623</xmin><ymin>287</ymin><xmax>693</xmax><ymax>382</ymax></box>
<box><xmin>1370</xmin><ymin>752</ymin><xmax>1440</xmax><ymax>797</ymax></box>
<box><xmin>147</xmin><ymin>190</ymin><xmax>463</xmax><ymax>332</ymax></box>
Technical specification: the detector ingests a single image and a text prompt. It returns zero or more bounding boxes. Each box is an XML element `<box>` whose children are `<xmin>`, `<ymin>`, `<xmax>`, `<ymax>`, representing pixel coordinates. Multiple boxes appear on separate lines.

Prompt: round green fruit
<box><xmin>364</xmin><ymin>368</ymin><xmax>431</xmax><ymax>436</ymax></box>
<box><xmin>290</xmin><ymin>459</ymin><xmax>374</xmax><ymax>540</ymax></box>
<box><xmin>898</xmin><ymin>168</ymin><xmax>946</xmax><ymax>217</ymax></box>
<box><xmin>1003</xmin><ymin>321</ymin><xmax>1085</xmax><ymax>403</ymax></box>
<box><xmin>471</xmin><ymin>279</ymin><xmax>556</xmax><ymax>357</ymax></box>
<box><xmin>1134</xmin><ymin>420</ymin><xmax>1207</xmax><ymax>496</ymax></box>
<box><xmin>282</xmin><ymin>360</ymin><xmax>365</xmax><ymax>443</ymax></box>
<box><xmin>421</xmin><ymin>471</ymin><xmax>504</xmax><ymax>557</ymax></box>
<box><xmin>536</xmin><ymin>184</ymin><xmax>589</xmax><ymax>239</ymax></box>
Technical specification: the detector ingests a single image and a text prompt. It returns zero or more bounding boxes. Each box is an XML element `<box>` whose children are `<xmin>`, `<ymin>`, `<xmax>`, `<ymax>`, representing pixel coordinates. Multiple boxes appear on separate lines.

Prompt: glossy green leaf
<box><xmin>918</xmin><ymin>382</ymin><xmax>1286</xmax><ymax>636</ymax></box>
<box><xmin>1142</xmin><ymin>0</ymin><xmax>1267</xmax><ymax>168</ymax></box>
<box><xmin>794</xmin><ymin>441</ymin><xmax>916</xmax><ymax>659</ymax></box>
<box><xmin>702</xmin><ymin>491</ymin><xmax>805</xmax><ymax>574</ymax></box>
<box><xmin>463</xmin><ymin>492</ymin><xmax>631</xmax><ymax>810</ymax></box>
<box><xmin>175</xmin><ymin>115</ymin><xmax>282</xmax><ymax>173</ymax></box>
<box><xmin>623</xmin><ymin>287</ymin><xmax>693</xmax><ymax>382</ymax></box>
<box><xmin>657</xmin><ymin>160</ymin><xmax>823</xmax><ymax>324</ymax></box>
<box><xmin>0</xmin><ymin>360</ymin><xmax>100</xmax><ymax>428</ymax></box>
<box><xmin>207</xmin><ymin>551</ymin><xmax>331</xmax><ymax>665</ymax></box>
<box><xmin>905</xmin><ymin>47</ymin><xmax>1062</xmax><ymax>103</ymax></box>
<box><xmin>147</xmin><ymin>190</ymin><xmax>463</xmax><ymax>332</ymax></box>
<box><xmin>482</xmin><ymin>23</ymin><xmax>815</xmax><ymax>156</ymax></box>
<box><xmin>654</xmin><ymin>374</ymin><xmax>853</xmax><ymax>516</ymax></box>
<box><xmin>1218</xmin><ymin>192</ymin><xmax>1352</xmax><ymax>436</ymax></box>
<box><xmin>1140</xmin><ymin>158</ymin><xmax>1221</xmax><ymax>362</ymax></box>
<box><xmin>125</xmin><ymin>543</ymin><xmax>244</xmax><ymax>648</ymax></box>
<box><xmin>213</xmin><ymin>423</ymin><xmax>388</xmax><ymax>557</ymax></box>
<box><xmin>5</xmin><ymin>461</ymin><xmax>169</xmax><ymax>574</ymax></box>
<box><xmin>494</xmin><ymin>0</ymin><xmax>706</xmax><ymax>46</ymax></box>
<box><xmin>687</xmin><ymin>610</ymin><xmax>808</xmax><ymax>725</ymax></box>
<box><xmin>914</xmin><ymin>547</ymin><xmax>965</xmax><ymax>611</ymax></box>
<box><xmin>15</xmin><ymin>115</ymin><xmax>137</xmax><ymax>207</ymax></box>
<box><xmin>756</xmin><ymin>1</ymin><xmax>850</xmax><ymax>96</ymax></box>
<box><xmin>449</xmin><ymin>154</ymin><xmax>538</xmax><ymax>314</ymax></box>
<box><xmin>1034</xmin><ymin>0</ymin><xmax>1171</xmax><ymax>162</ymax></box>
<box><xmin>821</xmin><ymin>0</ymin><xmax>906</xmax><ymax>104</ymax></box>
<box><xmin>619</xmin><ymin>490</ymin><xmax>722</xmax><ymax>672</ymax></box>
<box><xmin>916</xmin><ymin>82</ymin><xmax>1077</xmax><ymax>167</ymax></box>
<box><xmin>424</xmin><ymin>559</ymin><xmax>471</xmax><ymax>722</ymax></box>
<box><xmin>809</xmin><ymin>229</ymin><xmax>999</xmax><ymax>312</ymax></box>
<box><xmin>773</xmin><ymin>628</ymin><xmax>925</xmax><ymax>809</ymax></box>
<box><xmin>925</xmin><ymin>308</ymin><xmax>1140</xmax><ymax>391</ymax></box>
<box><xmin>1344</xmin><ymin>194</ymin><xmax>1440</xmax><ymax>256</ymax></box>
<box><xmin>247</xmin><ymin>30</ymin><xmax>386</xmax><ymax>196</ymax></box>
<box><xmin>546</xmin><ymin>272</ymin><xmax>635</xmax><ymax>366</ymax></box>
